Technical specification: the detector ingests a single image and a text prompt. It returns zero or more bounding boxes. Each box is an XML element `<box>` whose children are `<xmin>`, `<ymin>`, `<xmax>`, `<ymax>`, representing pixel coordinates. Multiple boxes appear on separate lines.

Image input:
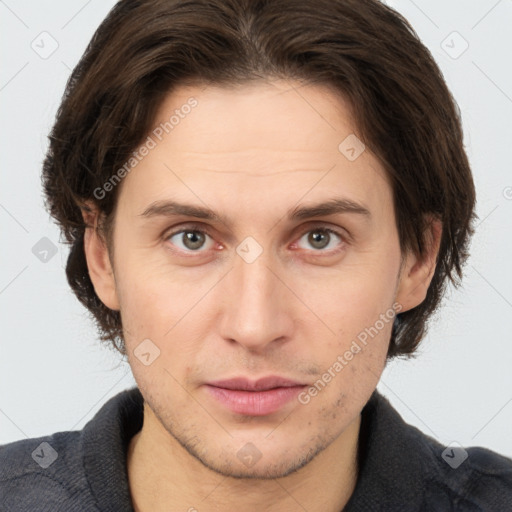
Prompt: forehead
<box><xmin>115</xmin><ymin>80</ymin><xmax>392</xmax><ymax>224</ymax></box>
<box><xmin>151</xmin><ymin>79</ymin><xmax>360</xmax><ymax>158</ymax></box>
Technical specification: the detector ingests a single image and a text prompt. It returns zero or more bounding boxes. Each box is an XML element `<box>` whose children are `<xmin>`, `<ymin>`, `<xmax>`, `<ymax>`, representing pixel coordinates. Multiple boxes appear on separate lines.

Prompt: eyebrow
<box><xmin>138</xmin><ymin>197</ymin><xmax>371</xmax><ymax>225</ymax></box>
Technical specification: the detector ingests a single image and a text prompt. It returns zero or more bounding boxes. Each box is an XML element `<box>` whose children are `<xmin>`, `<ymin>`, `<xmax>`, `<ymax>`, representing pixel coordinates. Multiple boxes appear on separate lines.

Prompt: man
<box><xmin>1</xmin><ymin>0</ymin><xmax>511</xmax><ymax>510</ymax></box>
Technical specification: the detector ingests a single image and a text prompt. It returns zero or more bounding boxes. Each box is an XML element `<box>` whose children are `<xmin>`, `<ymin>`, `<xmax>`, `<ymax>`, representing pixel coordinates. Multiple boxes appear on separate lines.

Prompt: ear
<box><xmin>81</xmin><ymin>201</ymin><xmax>120</xmax><ymax>311</ymax></box>
<box><xmin>395</xmin><ymin>216</ymin><xmax>442</xmax><ymax>313</ymax></box>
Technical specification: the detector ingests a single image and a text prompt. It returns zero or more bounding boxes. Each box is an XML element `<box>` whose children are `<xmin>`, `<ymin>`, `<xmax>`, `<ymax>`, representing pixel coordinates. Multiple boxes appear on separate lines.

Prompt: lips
<box><xmin>204</xmin><ymin>376</ymin><xmax>307</xmax><ymax>416</ymax></box>
<box><xmin>206</xmin><ymin>376</ymin><xmax>305</xmax><ymax>391</ymax></box>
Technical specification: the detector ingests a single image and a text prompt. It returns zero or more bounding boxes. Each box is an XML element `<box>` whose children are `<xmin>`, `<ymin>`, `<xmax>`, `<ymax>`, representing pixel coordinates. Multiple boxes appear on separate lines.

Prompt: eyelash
<box><xmin>163</xmin><ymin>223</ymin><xmax>348</xmax><ymax>256</ymax></box>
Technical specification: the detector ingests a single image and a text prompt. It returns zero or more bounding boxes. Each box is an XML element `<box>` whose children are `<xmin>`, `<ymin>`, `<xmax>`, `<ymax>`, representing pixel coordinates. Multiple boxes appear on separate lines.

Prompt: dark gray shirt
<box><xmin>1</xmin><ymin>387</ymin><xmax>511</xmax><ymax>511</ymax></box>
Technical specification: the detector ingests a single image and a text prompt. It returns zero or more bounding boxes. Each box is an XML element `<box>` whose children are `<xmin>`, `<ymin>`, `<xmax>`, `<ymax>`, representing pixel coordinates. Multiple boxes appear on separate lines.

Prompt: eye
<box><xmin>163</xmin><ymin>224</ymin><xmax>347</xmax><ymax>256</ymax></box>
<box><xmin>295</xmin><ymin>227</ymin><xmax>345</xmax><ymax>253</ymax></box>
<box><xmin>165</xmin><ymin>227</ymin><xmax>216</xmax><ymax>252</ymax></box>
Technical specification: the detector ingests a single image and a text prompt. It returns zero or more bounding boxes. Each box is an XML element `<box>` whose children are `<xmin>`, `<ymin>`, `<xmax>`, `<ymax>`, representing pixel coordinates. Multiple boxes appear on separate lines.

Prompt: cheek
<box><xmin>297</xmin><ymin>312</ymin><xmax>391</xmax><ymax>420</ymax></box>
<box><xmin>113</xmin><ymin>237</ymin><xmax>184</xmax><ymax>308</ymax></box>
<box><xmin>291</xmin><ymin>252</ymin><xmax>399</xmax><ymax>381</ymax></box>
<box><xmin>113</xmin><ymin>251</ymin><xmax>220</xmax><ymax>355</ymax></box>
<box><xmin>297</xmin><ymin>255</ymin><xmax>400</xmax><ymax>337</ymax></box>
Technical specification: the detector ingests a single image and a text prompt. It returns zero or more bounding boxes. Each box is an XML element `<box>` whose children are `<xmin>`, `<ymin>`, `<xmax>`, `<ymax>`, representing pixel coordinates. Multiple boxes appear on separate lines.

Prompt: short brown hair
<box><xmin>42</xmin><ymin>0</ymin><xmax>477</xmax><ymax>359</ymax></box>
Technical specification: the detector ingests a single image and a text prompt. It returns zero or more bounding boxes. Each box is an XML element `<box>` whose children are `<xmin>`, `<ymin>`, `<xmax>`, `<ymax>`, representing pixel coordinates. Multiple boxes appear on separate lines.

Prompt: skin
<box><xmin>83</xmin><ymin>79</ymin><xmax>441</xmax><ymax>512</ymax></box>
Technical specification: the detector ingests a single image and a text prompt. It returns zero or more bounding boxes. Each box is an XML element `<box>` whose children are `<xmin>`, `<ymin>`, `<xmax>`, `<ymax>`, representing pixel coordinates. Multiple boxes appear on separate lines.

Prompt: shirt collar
<box><xmin>344</xmin><ymin>389</ymin><xmax>429</xmax><ymax>511</ymax></box>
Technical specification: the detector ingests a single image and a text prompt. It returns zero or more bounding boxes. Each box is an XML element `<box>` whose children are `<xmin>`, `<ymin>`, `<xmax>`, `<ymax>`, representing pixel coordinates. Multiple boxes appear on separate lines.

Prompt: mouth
<box><xmin>204</xmin><ymin>376</ymin><xmax>308</xmax><ymax>416</ymax></box>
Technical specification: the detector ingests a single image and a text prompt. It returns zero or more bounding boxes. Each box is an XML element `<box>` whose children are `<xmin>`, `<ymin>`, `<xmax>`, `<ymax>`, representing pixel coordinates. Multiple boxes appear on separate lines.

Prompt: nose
<box><xmin>218</xmin><ymin>245</ymin><xmax>294</xmax><ymax>353</ymax></box>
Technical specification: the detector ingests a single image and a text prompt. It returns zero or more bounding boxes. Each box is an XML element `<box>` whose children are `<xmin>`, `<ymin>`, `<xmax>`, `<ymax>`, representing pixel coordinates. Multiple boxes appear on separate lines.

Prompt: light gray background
<box><xmin>1</xmin><ymin>0</ymin><xmax>511</xmax><ymax>458</ymax></box>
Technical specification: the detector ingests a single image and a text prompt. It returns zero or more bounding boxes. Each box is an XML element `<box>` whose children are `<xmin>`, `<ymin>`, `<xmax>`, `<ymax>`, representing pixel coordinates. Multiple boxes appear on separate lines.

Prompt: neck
<box><xmin>127</xmin><ymin>403</ymin><xmax>361</xmax><ymax>512</ymax></box>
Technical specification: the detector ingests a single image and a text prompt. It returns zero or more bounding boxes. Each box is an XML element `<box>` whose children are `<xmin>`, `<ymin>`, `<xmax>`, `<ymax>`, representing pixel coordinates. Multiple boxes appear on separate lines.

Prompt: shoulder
<box><xmin>356</xmin><ymin>390</ymin><xmax>512</xmax><ymax>511</ymax></box>
<box><xmin>403</xmin><ymin>417</ymin><xmax>512</xmax><ymax>510</ymax></box>
<box><xmin>0</xmin><ymin>431</ymin><xmax>98</xmax><ymax>511</ymax></box>
<box><xmin>0</xmin><ymin>387</ymin><xmax>142</xmax><ymax>511</ymax></box>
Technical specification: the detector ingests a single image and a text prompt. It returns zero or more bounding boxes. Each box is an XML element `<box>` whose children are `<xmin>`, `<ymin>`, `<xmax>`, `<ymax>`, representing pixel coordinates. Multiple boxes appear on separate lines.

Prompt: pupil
<box><xmin>184</xmin><ymin>231</ymin><xmax>204</xmax><ymax>250</ymax></box>
<box><xmin>309</xmin><ymin>230</ymin><xmax>329</xmax><ymax>249</ymax></box>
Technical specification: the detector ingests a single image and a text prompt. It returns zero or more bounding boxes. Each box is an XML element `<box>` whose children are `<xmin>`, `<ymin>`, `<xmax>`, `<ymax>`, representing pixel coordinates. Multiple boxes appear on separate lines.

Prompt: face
<box><xmin>86</xmin><ymin>79</ymin><xmax>428</xmax><ymax>479</ymax></box>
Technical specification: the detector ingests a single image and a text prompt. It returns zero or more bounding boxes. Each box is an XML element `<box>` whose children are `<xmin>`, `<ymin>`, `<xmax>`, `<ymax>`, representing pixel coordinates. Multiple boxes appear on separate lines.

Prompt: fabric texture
<box><xmin>1</xmin><ymin>386</ymin><xmax>511</xmax><ymax>511</ymax></box>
